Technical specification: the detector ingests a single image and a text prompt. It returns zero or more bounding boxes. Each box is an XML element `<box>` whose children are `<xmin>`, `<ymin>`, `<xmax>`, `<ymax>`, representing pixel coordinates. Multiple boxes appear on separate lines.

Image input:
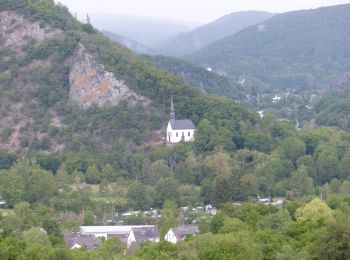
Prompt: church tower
<box><xmin>170</xmin><ymin>95</ymin><xmax>175</xmax><ymax>121</ymax></box>
<box><xmin>166</xmin><ymin>95</ymin><xmax>196</xmax><ymax>143</ymax></box>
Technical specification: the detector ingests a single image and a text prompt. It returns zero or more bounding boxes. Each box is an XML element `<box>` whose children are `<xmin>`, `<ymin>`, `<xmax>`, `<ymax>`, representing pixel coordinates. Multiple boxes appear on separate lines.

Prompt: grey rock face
<box><xmin>69</xmin><ymin>44</ymin><xmax>142</xmax><ymax>108</ymax></box>
<box><xmin>0</xmin><ymin>11</ymin><xmax>63</xmax><ymax>49</ymax></box>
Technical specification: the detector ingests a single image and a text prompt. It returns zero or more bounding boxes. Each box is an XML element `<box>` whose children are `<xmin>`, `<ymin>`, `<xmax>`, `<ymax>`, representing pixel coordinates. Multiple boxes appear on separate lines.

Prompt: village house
<box><xmin>80</xmin><ymin>225</ymin><xmax>154</xmax><ymax>243</ymax></box>
<box><xmin>127</xmin><ymin>226</ymin><xmax>160</xmax><ymax>250</ymax></box>
<box><xmin>0</xmin><ymin>201</ymin><xmax>6</xmax><ymax>208</ymax></box>
<box><xmin>164</xmin><ymin>225</ymin><xmax>199</xmax><ymax>244</ymax></box>
<box><xmin>64</xmin><ymin>233</ymin><xmax>101</xmax><ymax>250</ymax></box>
<box><xmin>166</xmin><ymin>96</ymin><xmax>196</xmax><ymax>143</ymax></box>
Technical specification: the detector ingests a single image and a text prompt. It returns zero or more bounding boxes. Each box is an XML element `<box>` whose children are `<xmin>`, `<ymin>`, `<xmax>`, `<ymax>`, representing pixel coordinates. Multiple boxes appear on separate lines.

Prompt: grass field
<box><xmin>0</xmin><ymin>208</ymin><xmax>14</xmax><ymax>216</ymax></box>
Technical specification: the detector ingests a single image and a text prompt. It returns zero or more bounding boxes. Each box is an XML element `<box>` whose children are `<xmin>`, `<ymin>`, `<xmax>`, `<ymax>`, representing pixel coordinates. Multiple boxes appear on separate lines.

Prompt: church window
<box><xmin>176</xmin><ymin>132</ymin><xmax>178</xmax><ymax>137</ymax></box>
<box><xmin>188</xmin><ymin>132</ymin><xmax>190</xmax><ymax>137</ymax></box>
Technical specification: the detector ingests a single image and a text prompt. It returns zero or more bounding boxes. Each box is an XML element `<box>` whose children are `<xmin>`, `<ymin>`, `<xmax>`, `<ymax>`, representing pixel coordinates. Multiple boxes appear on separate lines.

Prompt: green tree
<box><xmin>158</xmin><ymin>200</ymin><xmax>178</xmax><ymax>239</ymax></box>
<box><xmin>288</xmin><ymin>165</ymin><xmax>315</xmax><ymax>198</ymax></box>
<box><xmin>340</xmin><ymin>153</ymin><xmax>350</xmax><ymax>179</ymax></box>
<box><xmin>214</xmin><ymin>175</ymin><xmax>232</xmax><ymax>207</ymax></box>
<box><xmin>148</xmin><ymin>160</ymin><xmax>171</xmax><ymax>185</ymax></box>
<box><xmin>85</xmin><ymin>165</ymin><xmax>101</xmax><ymax>184</ymax></box>
<box><xmin>155</xmin><ymin>177</ymin><xmax>178</xmax><ymax>207</ymax></box>
<box><xmin>257</xmin><ymin>209</ymin><xmax>291</xmax><ymax>233</ymax></box>
<box><xmin>200</xmin><ymin>179</ymin><xmax>214</xmax><ymax>205</ymax></box>
<box><xmin>314</xmin><ymin>144</ymin><xmax>340</xmax><ymax>184</ymax></box>
<box><xmin>0</xmin><ymin>169</ymin><xmax>25</xmax><ymax>207</ymax></box>
<box><xmin>219</xmin><ymin>217</ymin><xmax>252</xmax><ymax>234</ymax></box>
<box><xmin>240</xmin><ymin>174</ymin><xmax>259</xmax><ymax>199</ymax></box>
<box><xmin>296</xmin><ymin>198</ymin><xmax>333</xmax><ymax>222</ymax></box>
<box><xmin>23</xmin><ymin>227</ymin><xmax>51</xmax><ymax>246</ymax></box>
<box><xmin>98</xmin><ymin>237</ymin><xmax>124</xmax><ymax>260</ymax></box>
<box><xmin>316</xmin><ymin>213</ymin><xmax>350</xmax><ymax>260</ymax></box>
<box><xmin>245</xmin><ymin>132</ymin><xmax>273</xmax><ymax>153</ymax></box>
<box><xmin>102</xmin><ymin>163</ymin><xmax>115</xmax><ymax>181</ymax></box>
<box><xmin>205</xmin><ymin>152</ymin><xmax>234</xmax><ymax>177</ymax></box>
<box><xmin>127</xmin><ymin>182</ymin><xmax>151</xmax><ymax>210</ymax></box>
<box><xmin>194</xmin><ymin>118</ymin><xmax>215</xmax><ymax>153</ymax></box>
<box><xmin>196</xmin><ymin>232</ymin><xmax>262</xmax><ymax>260</ymax></box>
<box><xmin>26</xmin><ymin>169</ymin><xmax>56</xmax><ymax>204</ymax></box>
<box><xmin>55</xmin><ymin>166</ymin><xmax>70</xmax><ymax>189</ymax></box>
<box><xmin>12</xmin><ymin>202</ymin><xmax>33</xmax><ymax>235</ymax></box>
<box><xmin>83</xmin><ymin>211</ymin><xmax>96</xmax><ymax>226</ymax></box>
<box><xmin>136</xmin><ymin>241</ymin><xmax>176</xmax><ymax>260</ymax></box>
<box><xmin>276</xmin><ymin>137</ymin><xmax>306</xmax><ymax>165</ymax></box>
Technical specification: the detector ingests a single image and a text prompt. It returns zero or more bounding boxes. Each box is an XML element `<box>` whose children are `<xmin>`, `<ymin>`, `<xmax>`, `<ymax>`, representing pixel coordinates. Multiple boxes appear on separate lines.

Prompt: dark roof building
<box><xmin>127</xmin><ymin>227</ymin><xmax>160</xmax><ymax>250</ymax></box>
<box><xmin>64</xmin><ymin>233</ymin><xmax>102</xmax><ymax>250</ymax></box>
<box><xmin>164</xmin><ymin>225</ymin><xmax>199</xmax><ymax>244</ymax></box>
<box><xmin>170</xmin><ymin>119</ymin><xmax>196</xmax><ymax>130</ymax></box>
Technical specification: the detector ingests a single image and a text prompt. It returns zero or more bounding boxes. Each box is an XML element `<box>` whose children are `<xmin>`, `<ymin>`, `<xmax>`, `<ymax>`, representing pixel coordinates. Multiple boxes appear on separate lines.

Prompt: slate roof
<box><xmin>128</xmin><ymin>227</ymin><xmax>160</xmax><ymax>252</ymax></box>
<box><xmin>133</xmin><ymin>227</ymin><xmax>159</xmax><ymax>242</ymax></box>
<box><xmin>64</xmin><ymin>233</ymin><xmax>101</xmax><ymax>250</ymax></box>
<box><xmin>172</xmin><ymin>225</ymin><xmax>199</xmax><ymax>241</ymax></box>
<box><xmin>170</xmin><ymin>119</ymin><xmax>196</xmax><ymax>130</ymax></box>
<box><xmin>80</xmin><ymin>225</ymin><xmax>154</xmax><ymax>235</ymax></box>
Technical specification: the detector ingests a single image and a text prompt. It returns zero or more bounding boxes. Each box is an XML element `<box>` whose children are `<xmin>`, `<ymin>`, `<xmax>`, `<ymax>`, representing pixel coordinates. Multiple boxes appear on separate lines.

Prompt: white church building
<box><xmin>166</xmin><ymin>96</ymin><xmax>196</xmax><ymax>143</ymax></box>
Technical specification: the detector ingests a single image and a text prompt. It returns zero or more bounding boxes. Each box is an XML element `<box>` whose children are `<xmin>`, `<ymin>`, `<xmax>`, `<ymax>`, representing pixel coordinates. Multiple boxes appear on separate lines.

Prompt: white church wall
<box><xmin>166</xmin><ymin>123</ymin><xmax>195</xmax><ymax>143</ymax></box>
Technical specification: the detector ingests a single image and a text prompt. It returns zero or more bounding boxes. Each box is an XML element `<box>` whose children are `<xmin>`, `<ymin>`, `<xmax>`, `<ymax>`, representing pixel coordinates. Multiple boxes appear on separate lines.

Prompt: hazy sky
<box><xmin>57</xmin><ymin>0</ymin><xmax>350</xmax><ymax>24</ymax></box>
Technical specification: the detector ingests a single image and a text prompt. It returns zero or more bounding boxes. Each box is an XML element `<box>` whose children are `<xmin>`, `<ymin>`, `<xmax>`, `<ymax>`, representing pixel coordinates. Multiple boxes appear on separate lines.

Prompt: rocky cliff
<box><xmin>0</xmin><ymin>10</ymin><xmax>148</xmax><ymax>152</ymax></box>
<box><xmin>1</xmin><ymin>10</ymin><xmax>143</xmax><ymax>109</ymax></box>
<box><xmin>0</xmin><ymin>11</ymin><xmax>63</xmax><ymax>50</ymax></box>
<box><xmin>69</xmin><ymin>44</ymin><xmax>142</xmax><ymax>108</ymax></box>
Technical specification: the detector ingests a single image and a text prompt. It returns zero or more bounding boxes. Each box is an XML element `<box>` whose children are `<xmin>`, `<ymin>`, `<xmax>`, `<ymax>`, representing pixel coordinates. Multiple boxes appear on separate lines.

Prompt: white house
<box><xmin>64</xmin><ymin>233</ymin><xmax>102</xmax><ymax>250</ymax></box>
<box><xmin>164</xmin><ymin>225</ymin><xmax>199</xmax><ymax>244</ymax></box>
<box><xmin>166</xmin><ymin>96</ymin><xmax>196</xmax><ymax>143</ymax></box>
<box><xmin>127</xmin><ymin>227</ymin><xmax>159</xmax><ymax>249</ymax></box>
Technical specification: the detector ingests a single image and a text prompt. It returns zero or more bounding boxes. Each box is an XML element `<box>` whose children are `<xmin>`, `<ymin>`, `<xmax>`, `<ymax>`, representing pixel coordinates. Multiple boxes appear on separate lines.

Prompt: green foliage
<box><xmin>187</xmin><ymin>4</ymin><xmax>350</xmax><ymax>92</ymax></box>
<box><xmin>316</xmin><ymin>213</ymin><xmax>350</xmax><ymax>259</ymax></box>
<box><xmin>98</xmin><ymin>237</ymin><xmax>124</xmax><ymax>260</ymax></box>
<box><xmin>143</xmin><ymin>55</ymin><xmax>241</xmax><ymax>100</ymax></box>
<box><xmin>158</xmin><ymin>200</ymin><xmax>178</xmax><ymax>239</ymax></box>
<box><xmin>0</xmin><ymin>1</ymin><xmax>349</xmax><ymax>258</ymax></box>
<box><xmin>25</xmin><ymin>169</ymin><xmax>56</xmax><ymax>204</ymax></box>
<box><xmin>314</xmin><ymin>89</ymin><xmax>350</xmax><ymax>130</ymax></box>
<box><xmin>245</xmin><ymin>132</ymin><xmax>273</xmax><ymax>153</ymax></box>
<box><xmin>155</xmin><ymin>178</ymin><xmax>178</xmax><ymax>207</ymax></box>
<box><xmin>295</xmin><ymin>198</ymin><xmax>333</xmax><ymax>223</ymax></box>
<box><xmin>127</xmin><ymin>182</ymin><xmax>151</xmax><ymax>210</ymax></box>
<box><xmin>23</xmin><ymin>227</ymin><xmax>51</xmax><ymax>246</ymax></box>
<box><xmin>195</xmin><ymin>232</ymin><xmax>263</xmax><ymax>260</ymax></box>
<box><xmin>136</xmin><ymin>241</ymin><xmax>176</xmax><ymax>260</ymax></box>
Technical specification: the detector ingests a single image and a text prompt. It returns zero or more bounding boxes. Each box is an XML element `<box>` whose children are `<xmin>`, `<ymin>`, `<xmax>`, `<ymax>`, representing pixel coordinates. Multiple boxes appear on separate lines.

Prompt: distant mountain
<box><xmin>87</xmin><ymin>13</ymin><xmax>194</xmax><ymax>48</ymax></box>
<box><xmin>143</xmin><ymin>55</ymin><xmax>242</xmax><ymax>100</ymax></box>
<box><xmin>157</xmin><ymin>11</ymin><xmax>274</xmax><ymax>57</ymax></box>
<box><xmin>186</xmin><ymin>4</ymin><xmax>350</xmax><ymax>93</ymax></box>
<box><xmin>103</xmin><ymin>31</ymin><xmax>154</xmax><ymax>54</ymax></box>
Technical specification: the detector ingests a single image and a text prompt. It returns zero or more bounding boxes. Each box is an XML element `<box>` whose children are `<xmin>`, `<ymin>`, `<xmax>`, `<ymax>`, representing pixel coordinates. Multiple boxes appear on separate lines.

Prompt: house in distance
<box><xmin>166</xmin><ymin>96</ymin><xmax>196</xmax><ymax>143</ymax></box>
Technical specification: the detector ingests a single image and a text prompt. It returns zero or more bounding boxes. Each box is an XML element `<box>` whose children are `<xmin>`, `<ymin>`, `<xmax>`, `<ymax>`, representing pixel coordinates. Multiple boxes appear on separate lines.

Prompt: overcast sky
<box><xmin>57</xmin><ymin>0</ymin><xmax>350</xmax><ymax>24</ymax></box>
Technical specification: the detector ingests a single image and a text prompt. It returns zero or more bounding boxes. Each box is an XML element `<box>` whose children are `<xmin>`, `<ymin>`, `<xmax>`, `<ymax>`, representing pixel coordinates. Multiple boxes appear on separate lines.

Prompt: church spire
<box><xmin>170</xmin><ymin>95</ymin><xmax>175</xmax><ymax>121</ymax></box>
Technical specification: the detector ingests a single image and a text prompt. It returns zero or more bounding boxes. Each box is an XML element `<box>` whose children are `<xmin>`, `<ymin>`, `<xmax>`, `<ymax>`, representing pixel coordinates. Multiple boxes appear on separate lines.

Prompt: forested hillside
<box><xmin>157</xmin><ymin>11</ymin><xmax>274</xmax><ymax>57</ymax></box>
<box><xmin>187</xmin><ymin>4</ymin><xmax>350</xmax><ymax>92</ymax></box>
<box><xmin>1</xmin><ymin>1</ymin><xmax>350</xmax><ymax>259</ymax></box>
<box><xmin>143</xmin><ymin>54</ymin><xmax>243</xmax><ymax>99</ymax></box>
<box><xmin>0</xmin><ymin>0</ymin><xmax>257</xmax><ymax>155</ymax></box>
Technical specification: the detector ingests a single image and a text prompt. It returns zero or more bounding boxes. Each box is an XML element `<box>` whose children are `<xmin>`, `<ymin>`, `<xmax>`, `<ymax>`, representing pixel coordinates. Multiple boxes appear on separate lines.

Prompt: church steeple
<box><xmin>170</xmin><ymin>95</ymin><xmax>175</xmax><ymax>121</ymax></box>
